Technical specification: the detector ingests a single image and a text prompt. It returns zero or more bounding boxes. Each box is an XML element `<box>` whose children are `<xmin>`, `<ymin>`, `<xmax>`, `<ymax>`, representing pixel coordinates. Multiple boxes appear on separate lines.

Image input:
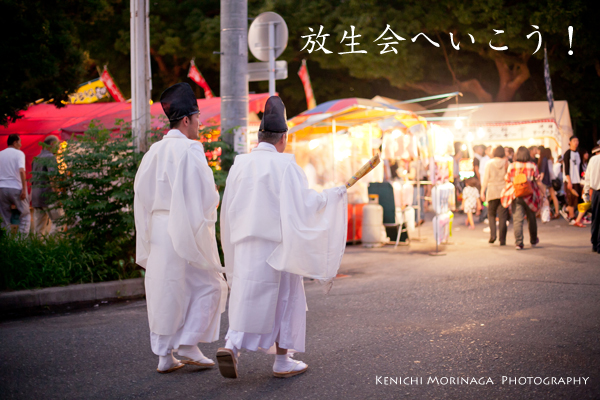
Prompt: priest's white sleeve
<box><xmin>267</xmin><ymin>163</ymin><xmax>347</xmax><ymax>280</ymax></box>
<box><xmin>168</xmin><ymin>142</ymin><xmax>222</xmax><ymax>272</ymax></box>
<box><xmin>220</xmin><ymin>171</ymin><xmax>234</xmax><ymax>280</ymax></box>
<box><xmin>134</xmin><ymin>186</ymin><xmax>151</xmax><ymax>269</ymax></box>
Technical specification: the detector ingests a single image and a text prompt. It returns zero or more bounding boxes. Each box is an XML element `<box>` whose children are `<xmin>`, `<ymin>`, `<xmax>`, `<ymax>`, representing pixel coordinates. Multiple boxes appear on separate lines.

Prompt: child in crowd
<box><xmin>462</xmin><ymin>177</ymin><xmax>481</xmax><ymax>229</ymax></box>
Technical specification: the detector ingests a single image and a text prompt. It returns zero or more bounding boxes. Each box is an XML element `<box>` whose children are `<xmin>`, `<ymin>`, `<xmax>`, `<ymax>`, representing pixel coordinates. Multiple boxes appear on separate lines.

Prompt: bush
<box><xmin>0</xmin><ymin>234</ymin><xmax>110</xmax><ymax>290</ymax></box>
<box><xmin>32</xmin><ymin>121</ymin><xmax>143</xmax><ymax>280</ymax></box>
<box><xmin>201</xmin><ymin>126</ymin><xmax>237</xmax><ymax>263</ymax></box>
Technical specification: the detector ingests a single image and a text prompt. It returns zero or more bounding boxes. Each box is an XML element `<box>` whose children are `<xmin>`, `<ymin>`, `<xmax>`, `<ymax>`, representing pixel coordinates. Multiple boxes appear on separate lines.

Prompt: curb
<box><xmin>0</xmin><ymin>278</ymin><xmax>145</xmax><ymax>312</ymax></box>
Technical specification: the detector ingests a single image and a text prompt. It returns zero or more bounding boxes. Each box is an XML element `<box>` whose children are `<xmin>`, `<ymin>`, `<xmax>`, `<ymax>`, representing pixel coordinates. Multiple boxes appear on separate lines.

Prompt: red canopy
<box><xmin>0</xmin><ymin>94</ymin><xmax>270</xmax><ymax>175</ymax></box>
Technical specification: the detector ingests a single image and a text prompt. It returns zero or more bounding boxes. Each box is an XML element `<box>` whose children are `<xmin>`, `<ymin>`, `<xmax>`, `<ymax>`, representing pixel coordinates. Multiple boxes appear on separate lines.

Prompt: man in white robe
<box><xmin>217</xmin><ymin>96</ymin><xmax>347</xmax><ymax>379</ymax></box>
<box><xmin>134</xmin><ymin>83</ymin><xmax>228</xmax><ymax>373</ymax></box>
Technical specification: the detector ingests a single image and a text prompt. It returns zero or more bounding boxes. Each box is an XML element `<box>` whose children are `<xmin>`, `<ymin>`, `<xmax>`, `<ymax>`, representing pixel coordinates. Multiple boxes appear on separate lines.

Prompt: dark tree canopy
<box><xmin>0</xmin><ymin>0</ymin><xmax>114</xmax><ymax>126</ymax></box>
<box><xmin>3</xmin><ymin>0</ymin><xmax>599</xmax><ymax>146</ymax></box>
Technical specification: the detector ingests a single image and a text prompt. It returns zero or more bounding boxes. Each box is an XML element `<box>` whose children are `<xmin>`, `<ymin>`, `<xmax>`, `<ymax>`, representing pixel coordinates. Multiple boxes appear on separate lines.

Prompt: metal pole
<box><xmin>130</xmin><ymin>0</ymin><xmax>151</xmax><ymax>153</ymax></box>
<box><xmin>220</xmin><ymin>0</ymin><xmax>248</xmax><ymax>147</ymax></box>
<box><xmin>332</xmin><ymin>119</ymin><xmax>336</xmax><ymax>184</ymax></box>
<box><xmin>268</xmin><ymin>22</ymin><xmax>275</xmax><ymax>96</ymax></box>
<box><xmin>417</xmin><ymin>160</ymin><xmax>422</xmax><ymax>238</ymax></box>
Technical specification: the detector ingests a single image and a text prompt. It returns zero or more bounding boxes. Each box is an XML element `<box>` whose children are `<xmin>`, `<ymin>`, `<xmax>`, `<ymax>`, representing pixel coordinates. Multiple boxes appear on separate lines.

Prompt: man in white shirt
<box><xmin>217</xmin><ymin>96</ymin><xmax>347</xmax><ymax>379</ymax></box>
<box><xmin>0</xmin><ymin>134</ymin><xmax>30</xmax><ymax>234</ymax></box>
<box><xmin>134</xmin><ymin>83</ymin><xmax>228</xmax><ymax>373</ymax></box>
<box><xmin>586</xmin><ymin>146</ymin><xmax>600</xmax><ymax>253</ymax></box>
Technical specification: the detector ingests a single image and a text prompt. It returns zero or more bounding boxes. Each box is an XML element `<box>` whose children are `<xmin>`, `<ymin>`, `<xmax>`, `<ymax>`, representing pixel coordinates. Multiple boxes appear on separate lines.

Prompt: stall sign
<box><xmin>453</xmin><ymin>120</ymin><xmax>561</xmax><ymax>144</ymax></box>
<box><xmin>68</xmin><ymin>78</ymin><xmax>109</xmax><ymax>104</ymax></box>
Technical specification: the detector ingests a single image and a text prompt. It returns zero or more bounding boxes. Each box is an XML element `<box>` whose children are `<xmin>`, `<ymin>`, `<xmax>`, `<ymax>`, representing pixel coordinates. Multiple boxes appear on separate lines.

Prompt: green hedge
<box><xmin>0</xmin><ymin>233</ymin><xmax>139</xmax><ymax>291</ymax></box>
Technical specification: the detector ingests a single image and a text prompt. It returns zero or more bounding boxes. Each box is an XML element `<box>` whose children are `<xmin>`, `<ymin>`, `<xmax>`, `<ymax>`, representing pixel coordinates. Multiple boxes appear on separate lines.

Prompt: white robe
<box><xmin>134</xmin><ymin>130</ymin><xmax>227</xmax><ymax>355</ymax></box>
<box><xmin>220</xmin><ymin>142</ymin><xmax>347</xmax><ymax>353</ymax></box>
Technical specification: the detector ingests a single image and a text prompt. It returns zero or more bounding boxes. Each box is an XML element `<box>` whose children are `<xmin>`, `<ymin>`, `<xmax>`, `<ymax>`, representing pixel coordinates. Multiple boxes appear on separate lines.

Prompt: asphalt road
<box><xmin>1</xmin><ymin>216</ymin><xmax>599</xmax><ymax>400</ymax></box>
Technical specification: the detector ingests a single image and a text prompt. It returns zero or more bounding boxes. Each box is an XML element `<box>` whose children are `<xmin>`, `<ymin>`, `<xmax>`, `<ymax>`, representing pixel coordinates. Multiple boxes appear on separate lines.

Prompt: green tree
<box><xmin>0</xmin><ymin>0</ymin><xmax>114</xmax><ymax>125</ymax></box>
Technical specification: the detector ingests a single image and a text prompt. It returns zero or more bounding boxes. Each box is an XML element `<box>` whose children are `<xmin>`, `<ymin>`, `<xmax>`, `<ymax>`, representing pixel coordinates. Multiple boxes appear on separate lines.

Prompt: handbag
<box><xmin>513</xmin><ymin>167</ymin><xmax>533</xmax><ymax>198</ymax></box>
<box><xmin>551</xmin><ymin>178</ymin><xmax>562</xmax><ymax>191</ymax></box>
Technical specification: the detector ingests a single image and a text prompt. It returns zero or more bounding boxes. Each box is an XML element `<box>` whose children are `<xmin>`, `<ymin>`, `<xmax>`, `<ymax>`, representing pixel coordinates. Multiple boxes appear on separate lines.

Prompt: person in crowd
<box><xmin>462</xmin><ymin>177</ymin><xmax>481</xmax><ymax>230</ymax></box>
<box><xmin>480</xmin><ymin>145</ymin><xmax>491</xmax><ymax>179</ymax></box>
<box><xmin>31</xmin><ymin>135</ymin><xmax>64</xmax><ymax>235</ymax></box>
<box><xmin>563</xmin><ymin>136</ymin><xmax>582</xmax><ymax>221</ymax></box>
<box><xmin>134</xmin><ymin>83</ymin><xmax>228</xmax><ymax>374</ymax></box>
<box><xmin>505</xmin><ymin>147</ymin><xmax>515</xmax><ymax>163</ymax></box>
<box><xmin>581</xmin><ymin>150</ymin><xmax>590</xmax><ymax>178</ymax></box>
<box><xmin>0</xmin><ymin>134</ymin><xmax>30</xmax><ymax>234</ymax></box>
<box><xmin>539</xmin><ymin>147</ymin><xmax>560</xmax><ymax>219</ymax></box>
<box><xmin>585</xmin><ymin>146</ymin><xmax>600</xmax><ymax>253</ymax></box>
<box><xmin>478</xmin><ymin>146</ymin><xmax>491</xmax><ymax>223</ymax></box>
<box><xmin>473</xmin><ymin>145</ymin><xmax>485</xmax><ymax>182</ymax></box>
<box><xmin>536</xmin><ymin>146</ymin><xmax>550</xmax><ymax>220</ymax></box>
<box><xmin>481</xmin><ymin>145</ymin><xmax>508</xmax><ymax>245</ymax></box>
<box><xmin>501</xmin><ymin>146</ymin><xmax>541</xmax><ymax>250</ymax></box>
<box><xmin>529</xmin><ymin>145</ymin><xmax>539</xmax><ymax>161</ymax></box>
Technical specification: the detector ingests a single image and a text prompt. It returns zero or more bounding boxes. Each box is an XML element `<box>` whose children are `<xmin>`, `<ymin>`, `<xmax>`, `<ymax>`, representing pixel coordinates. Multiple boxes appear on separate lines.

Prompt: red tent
<box><xmin>0</xmin><ymin>94</ymin><xmax>270</xmax><ymax>175</ymax></box>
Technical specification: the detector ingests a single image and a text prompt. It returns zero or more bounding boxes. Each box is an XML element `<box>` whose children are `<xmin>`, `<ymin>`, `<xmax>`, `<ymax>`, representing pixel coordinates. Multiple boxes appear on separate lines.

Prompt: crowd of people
<box><xmin>459</xmin><ymin>137</ymin><xmax>600</xmax><ymax>252</ymax></box>
<box><xmin>0</xmin><ymin>134</ymin><xmax>63</xmax><ymax>236</ymax></box>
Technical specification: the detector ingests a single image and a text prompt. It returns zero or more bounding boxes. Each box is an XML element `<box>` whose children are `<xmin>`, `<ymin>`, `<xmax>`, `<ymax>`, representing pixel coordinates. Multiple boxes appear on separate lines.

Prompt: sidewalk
<box><xmin>0</xmin><ymin>278</ymin><xmax>145</xmax><ymax>315</ymax></box>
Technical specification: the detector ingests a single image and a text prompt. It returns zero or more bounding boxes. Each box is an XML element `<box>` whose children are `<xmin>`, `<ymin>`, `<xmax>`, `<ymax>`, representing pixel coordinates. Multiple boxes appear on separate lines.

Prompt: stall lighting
<box><xmin>391</xmin><ymin>129</ymin><xmax>402</xmax><ymax>139</ymax></box>
<box><xmin>477</xmin><ymin>127</ymin><xmax>485</xmax><ymax>138</ymax></box>
<box><xmin>454</xmin><ymin>119</ymin><xmax>463</xmax><ymax>129</ymax></box>
<box><xmin>308</xmin><ymin>139</ymin><xmax>320</xmax><ymax>150</ymax></box>
<box><xmin>466</xmin><ymin>132</ymin><xmax>474</xmax><ymax>142</ymax></box>
<box><xmin>461</xmin><ymin>144</ymin><xmax>467</xmax><ymax>151</ymax></box>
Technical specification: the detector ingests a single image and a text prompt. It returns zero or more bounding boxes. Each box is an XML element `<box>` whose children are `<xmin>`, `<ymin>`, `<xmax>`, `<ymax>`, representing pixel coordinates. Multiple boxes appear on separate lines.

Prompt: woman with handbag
<box><xmin>501</xmin><ymin>146</ymin><xmax>542</xmax><ymax>250</ymax></box>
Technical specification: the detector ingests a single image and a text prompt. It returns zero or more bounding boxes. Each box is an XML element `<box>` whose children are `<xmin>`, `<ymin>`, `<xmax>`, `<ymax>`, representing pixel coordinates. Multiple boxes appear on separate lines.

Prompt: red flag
<box><xmin>187</xmin><ymin>60</ymin><xmax>214</xmax><ymax>99</ymax></box>
<box><xmin>100</xmin><ymin>66</ymin><xmax>125</xmax><ymax>102</ymax></box>
<box><xmin>297</xmin><ymin>59</ymin><xmax>317</xmax><ymax>110</ymax></box>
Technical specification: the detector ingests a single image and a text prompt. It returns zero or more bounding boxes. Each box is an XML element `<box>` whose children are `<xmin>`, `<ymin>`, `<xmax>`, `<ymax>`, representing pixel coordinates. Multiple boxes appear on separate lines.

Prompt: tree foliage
<box><xmin>4</xmin><ymin>1</ymin><xmax>599</xmax><ymax>144</ymax></box>
<box><xmin>0</xmin><ymin>0</ymin><xmax>114</xmax><ymax>125</ymax></box>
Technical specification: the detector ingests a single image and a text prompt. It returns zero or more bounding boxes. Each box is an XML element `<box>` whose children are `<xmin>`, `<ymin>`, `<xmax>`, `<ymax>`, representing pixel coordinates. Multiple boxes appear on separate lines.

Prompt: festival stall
<box><xmin>286</xmin><ymin>97</ymin><xmax>452</xmax><ymax>243</ymax></box>
<box><xmin>441</xmin><ymin>100</ymin><xmax>573</xmax><ymax>157</ymax></box>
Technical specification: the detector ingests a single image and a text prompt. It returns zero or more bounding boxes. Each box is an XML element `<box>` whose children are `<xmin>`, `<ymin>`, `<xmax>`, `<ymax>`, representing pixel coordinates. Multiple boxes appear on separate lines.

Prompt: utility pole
<box><xmin>130</xmin><ymin>0</ymin><xmax>152</xmax><ymax>152</ymax></box>
<box><xmin>220</xmin><ymin>0</ymin><xmax>248</xmax><ymax>148</ymax></box>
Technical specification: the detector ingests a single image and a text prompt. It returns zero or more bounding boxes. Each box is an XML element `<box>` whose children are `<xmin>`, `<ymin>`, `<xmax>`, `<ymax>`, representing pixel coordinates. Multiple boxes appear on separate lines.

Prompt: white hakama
<box><xmin>225</xmin><ymin>239</ymin><xmax>306</xmax><ymax>354</ymax></box>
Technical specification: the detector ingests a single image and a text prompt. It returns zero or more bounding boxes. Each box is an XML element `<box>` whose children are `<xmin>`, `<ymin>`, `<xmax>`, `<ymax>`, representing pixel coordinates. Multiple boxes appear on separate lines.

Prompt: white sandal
<box><xmin>179</xmin><ymin>355</ymin><xmax>215</xmax><ymax>368</ymax></box>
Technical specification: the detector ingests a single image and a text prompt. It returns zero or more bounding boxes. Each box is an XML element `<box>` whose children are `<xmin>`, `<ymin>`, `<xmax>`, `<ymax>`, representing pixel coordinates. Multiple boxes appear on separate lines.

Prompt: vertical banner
<box><xmin>297</xmin><ymin>59</ymin><xmax>317</xmax><ymax>110</ymax></box>
<box><xmin>543</xmin><ymin>46</ymin><xmax>555</xmax><ymax>114</ymax></box>
<box><xmin>100</xmin><ymin>66</ymin><xmax>126</xmax><ymax>102</ymax></box>
<box><xmin>188</xmin><ymin>59</ymin><xmax>214</xmax><ymax>99</ymax></box>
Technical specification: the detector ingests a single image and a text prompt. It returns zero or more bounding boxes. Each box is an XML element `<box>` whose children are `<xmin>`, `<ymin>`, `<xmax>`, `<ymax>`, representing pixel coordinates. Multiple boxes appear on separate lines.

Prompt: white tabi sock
<box><xmin>273</xmin><ymin>354</ymin><xmax>307</xmax><ymax>373</ymax></box>
<box><xmin>178</xmin><ymin>345</ymin><xmax>210</xmax><ymax>362</ymax></box>
<box><xmin>158</xmin><ymin>350</ymin><xmax>180</xmax><ymax>371</ymax></box>
<box><xmin>224</xmin><ymin>339</ymin><xmax>239</xmax><ymax>358</ymax></box>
